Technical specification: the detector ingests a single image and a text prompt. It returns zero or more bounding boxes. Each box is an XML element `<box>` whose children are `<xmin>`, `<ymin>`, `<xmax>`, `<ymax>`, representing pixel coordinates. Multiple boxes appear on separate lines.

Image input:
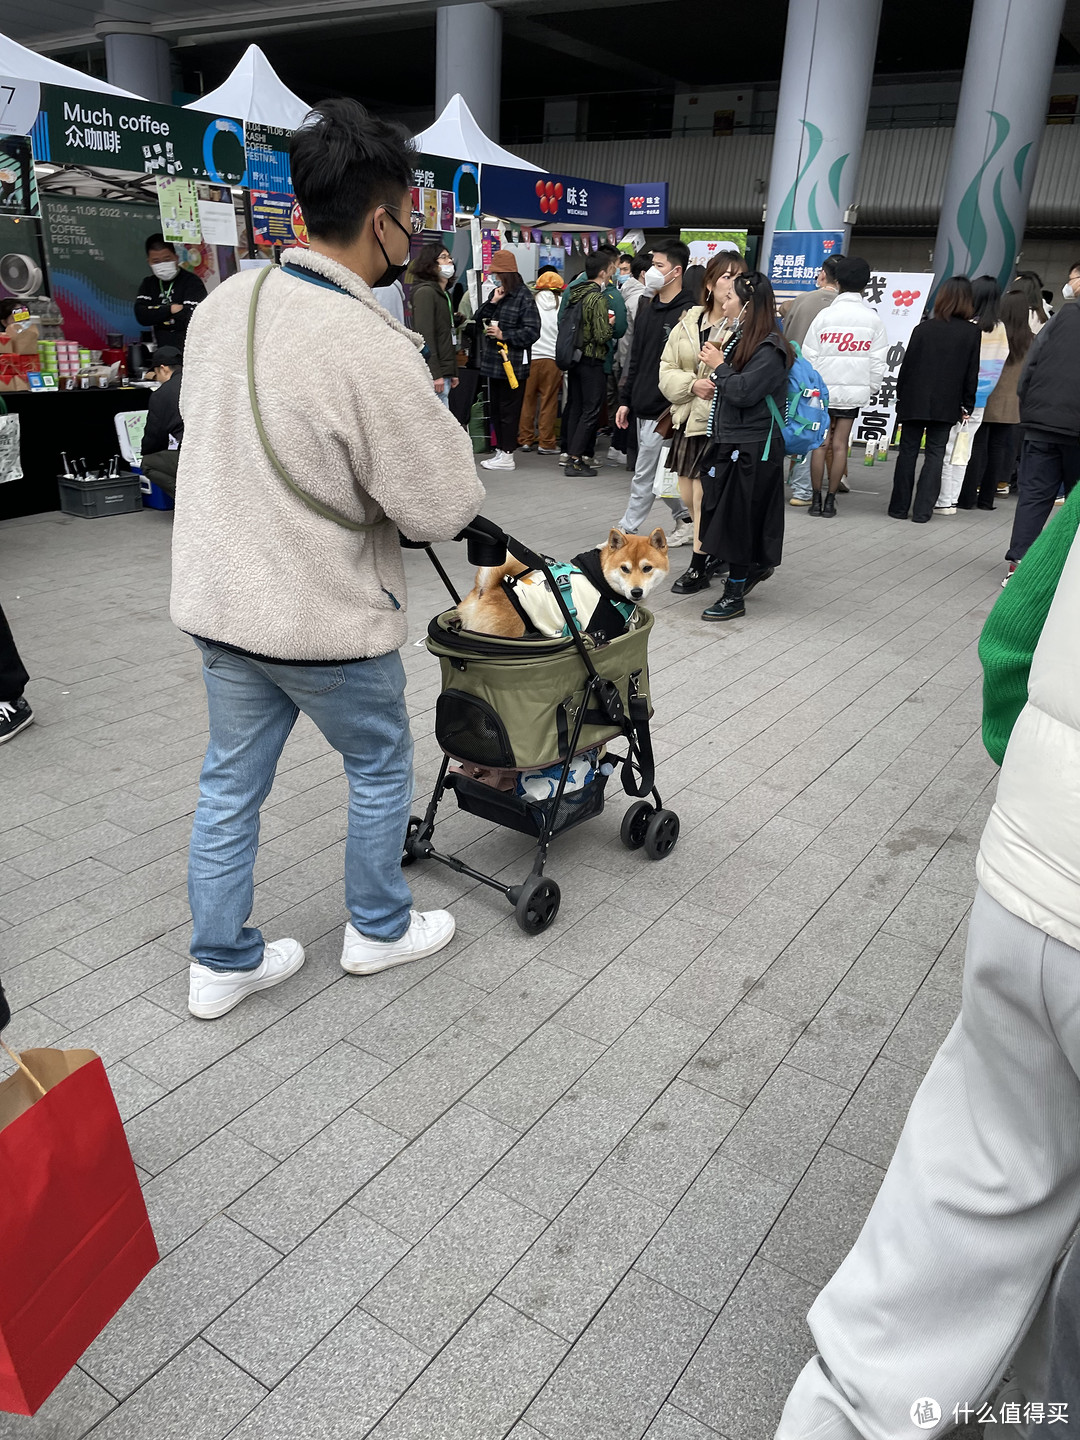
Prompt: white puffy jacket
<box><xmin>802</xmin><ymin>290</ymin><xmax>889</xmax><ymax>409</ymax></box>
<box><xmin>978</xmin><ymin>525</ymin><xmax>1080</xmax><ymax>954</ymax></box>
<box><xmin>531</xmin><ymin>290</ymin><xmax>561</xmax><ymax>362</ymax></box>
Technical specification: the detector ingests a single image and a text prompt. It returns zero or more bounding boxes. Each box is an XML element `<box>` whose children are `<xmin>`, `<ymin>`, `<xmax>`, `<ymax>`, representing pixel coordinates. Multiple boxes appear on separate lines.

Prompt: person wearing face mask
<box><xmin>476</xmin><ymin>250</ymin><xmax>541</xmax><ymax>472</ymax></box>
<box><xmin>135</xmin><ymin>234</ymin><xmax>207</xmax><ymax>351</ymax></box>
<box><xmin>612</xmin><ymin>240</ymin><xmax>696</xmax><ymax>544</ymax></box>
<box><xmin>696</xmin><ymin>270</ymin><xmax>795</xmax><ymax>621</ymax></box>
<box><xmin>170</xmin><ymin>98</ymin><xmax>484</xmax><ymax>1021</ymax></box>
<box><xmin>1061</xmin><ymin>262</ymin><xmax>1080</xmax><ymax>304</ymax></box>
<box><xmin>409</xmin><ymin>241</ymin><xmax>460</xmax><ymax>408</ymax></box>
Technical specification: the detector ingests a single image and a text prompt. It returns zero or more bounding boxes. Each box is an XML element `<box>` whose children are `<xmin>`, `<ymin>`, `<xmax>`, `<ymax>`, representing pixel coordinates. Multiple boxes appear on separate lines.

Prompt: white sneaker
<box><xmin>668</xmin><ymin>520</ymin><xmax>694</xmax><ymax>547</ymax></box>
<box><xmin>188</xmin><ymin>938</ymin><xmax>305</xmax><ymax>1019</ymax></box>
<box><xmin>838</xmin><ymin>478</ymin><xmax>851</xmax><ymax>494</ymax></box>
<box><xmin>481</xmin><ymin>450</ymin><xmax>516</xmax><ymax>471</ymax></box>
<box><xmin>340</xmin><ymin>910</ymin><xmax>455</xmax><ymax>975</ymax></box>
<box><xmin>934</xmin><ymin>503</ymin><xmax>957</xmax><ymax>514</ymax></box>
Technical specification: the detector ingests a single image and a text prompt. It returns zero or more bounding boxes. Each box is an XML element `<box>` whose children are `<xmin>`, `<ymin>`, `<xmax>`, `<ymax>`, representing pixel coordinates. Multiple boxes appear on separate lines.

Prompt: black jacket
<box><xmin>477</xmin><ymin>284</ymin><xmax>541</xmax><ymax>380</ymax></box>
<box><xmin>1017</xmin><ymin>304</ymin><xmax>1080</xmax><ymax>443</ymax></box>
<box><xmin>895</xmin><ymin>316</ymin><xmax>980</xmax><ymax>423</ymax></box>
<box><xmin>142</xmin><ymin>370</ymin><xmax>183</xmax><ymax>455</ymax></box>
<box><xmin>710</xmin><ymin>332</ymin><xmax>791</xmax><ymax>444</ymax></box>
<box><xmin>134</xmin><ymin>269</ymin><xmax>207</xmax><ymax>349</ymax></box>
<box><xmin>411</xmin><ymin>279</ymin><xmax>458</xmax><ymax>380</ymax></box>
<box><xmin>620</xmin><ymin>290</ymin><xmax>696</xmax><ymax>418</ymax></box>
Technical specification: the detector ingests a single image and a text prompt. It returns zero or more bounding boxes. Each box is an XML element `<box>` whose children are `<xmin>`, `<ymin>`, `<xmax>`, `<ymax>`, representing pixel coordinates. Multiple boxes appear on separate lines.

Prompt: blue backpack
<box><xmin>763</xmin><ymin>342</ymin><xmax>830</xmax><ymax>459</ymax></box>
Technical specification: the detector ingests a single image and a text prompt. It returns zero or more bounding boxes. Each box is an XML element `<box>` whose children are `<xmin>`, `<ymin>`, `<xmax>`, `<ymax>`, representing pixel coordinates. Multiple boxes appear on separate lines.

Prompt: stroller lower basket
<box><xmin>448</xmin><ymin>769</ymin><xmax>607</xmax><ymax>839</ymax></box>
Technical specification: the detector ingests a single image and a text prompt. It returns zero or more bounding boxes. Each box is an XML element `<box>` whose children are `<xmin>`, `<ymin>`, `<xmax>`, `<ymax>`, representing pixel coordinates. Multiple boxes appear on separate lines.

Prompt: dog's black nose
<box><xmin>630</xmin><ymin>587</ymin><xmax>644</xmax><ymax>599</ymax></box>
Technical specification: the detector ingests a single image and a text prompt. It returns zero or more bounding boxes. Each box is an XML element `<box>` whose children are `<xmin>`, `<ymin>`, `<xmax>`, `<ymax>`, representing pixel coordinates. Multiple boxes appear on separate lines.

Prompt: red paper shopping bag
<box><xmin>0</xmin><ymin>1046</ymin><xmax>159</xmax><ymax>1415</ymax></box>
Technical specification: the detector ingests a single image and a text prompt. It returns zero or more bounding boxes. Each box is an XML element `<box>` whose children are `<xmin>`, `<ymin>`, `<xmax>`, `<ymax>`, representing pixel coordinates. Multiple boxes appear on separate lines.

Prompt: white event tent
<box><xmin>413</xmin><ymin>93</ymin><xmax>543</xmax><ymax>172</ymax></box>
<box><xmin>0</xmin><ymin>30</ymin><xmax>142</xmax><ymax>96</ymax></box>
<box><xmin>184</xmin><ymin>44</ymin><xmax>310</xmax><ymax>129</ymax></box>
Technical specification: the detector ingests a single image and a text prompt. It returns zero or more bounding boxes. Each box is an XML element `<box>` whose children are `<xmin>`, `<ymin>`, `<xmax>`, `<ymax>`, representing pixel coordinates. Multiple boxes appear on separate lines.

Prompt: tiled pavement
<box><xmin>0</xmin><ymin>451</ymin><xmax>1009</xmax><ymax>1439</ymax></box>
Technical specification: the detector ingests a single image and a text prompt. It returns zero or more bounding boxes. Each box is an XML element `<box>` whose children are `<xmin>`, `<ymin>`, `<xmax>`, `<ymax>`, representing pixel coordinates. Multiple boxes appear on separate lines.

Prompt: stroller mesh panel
<box><xmin>436</xmin><ymin>691</ymin><xmax>516</xmax><ymax>768</ymax></box>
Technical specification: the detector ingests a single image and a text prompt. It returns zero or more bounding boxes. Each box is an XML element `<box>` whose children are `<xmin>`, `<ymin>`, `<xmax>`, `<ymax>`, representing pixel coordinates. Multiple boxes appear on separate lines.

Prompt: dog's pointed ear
<box><xmin>650</xmin><ymin>527</ymin><xmax>668</xmax><ymax>551</ymax></box>
<box><xmin>608</xmin><ymin>528</ymin><xmax>627</xmax><ymax>551</ymax></box>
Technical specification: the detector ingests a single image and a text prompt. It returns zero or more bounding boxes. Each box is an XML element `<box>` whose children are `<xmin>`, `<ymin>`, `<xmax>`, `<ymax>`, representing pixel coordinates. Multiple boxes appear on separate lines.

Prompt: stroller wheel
<box><xmin>644</xmin><ymin>809</ymin><xmax>680</xmax><ymax>861</ymax></box>
<box><xmin>401</xmin><ymin>815</ymin><xmax>425</xmax><ymax>867</ymax></box>
<box><xmin>620</xmin><ymin>800</ymin><xmax>654</xmax><ymax>850</ymax></box>
<box><xmin>514</xmin><ymin>875</ymin><xmax>561</xmax><ymax>934</ymax></box>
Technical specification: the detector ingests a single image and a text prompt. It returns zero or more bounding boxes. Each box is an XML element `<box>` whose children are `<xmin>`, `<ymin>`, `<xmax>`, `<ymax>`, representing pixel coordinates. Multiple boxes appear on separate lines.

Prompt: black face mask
<box><xmin>373</xmin><ymin>207</ymin><xmax>412</xmax><ymax>288</ymax></box>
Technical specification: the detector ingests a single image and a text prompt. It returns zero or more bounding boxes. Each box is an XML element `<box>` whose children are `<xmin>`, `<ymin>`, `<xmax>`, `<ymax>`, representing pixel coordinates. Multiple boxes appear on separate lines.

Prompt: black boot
<box><xmin>822</xmin><ymin>492</ymin><xmax>837</xmax><ymax>517</ymax></box>
<box><xmin>671</xmin><ymin>554</ymin><xmax>712</xmax><ymax>595</ymax></box>
<box><xmin>702</xmin><ymin>577</ymin><xmax>746</xmax><ymax>622</ymax></box>
<box><xmin>564</xmin><ymin>458</ymin><xmax>598</xmax><ymax>477</ymax></box>
<box><xmin>809</xmin><ymin>491</ymin><xmax>823</xmax><ymax>516</ymax></box>
<box><xmin>743</xmin><ymin>566</ymin><xmax>774</xmax><ymax>597</ymax></box>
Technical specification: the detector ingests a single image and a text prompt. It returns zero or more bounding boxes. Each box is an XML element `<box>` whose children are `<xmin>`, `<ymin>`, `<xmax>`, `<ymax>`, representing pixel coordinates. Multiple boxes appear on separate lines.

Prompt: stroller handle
<box><xmin>455</xmin><ymin>514</ymin><xmax>508</xmax><ymax>567</ymax></box>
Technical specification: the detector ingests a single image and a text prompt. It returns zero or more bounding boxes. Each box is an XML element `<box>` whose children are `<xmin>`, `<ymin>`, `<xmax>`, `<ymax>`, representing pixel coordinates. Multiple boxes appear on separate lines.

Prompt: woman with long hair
<box><xmin>409</xmin><ymin>240</ymin><xmax>459</xmax><ymax>409</ymax></box>
<box><xmin>958</xmin><ymin>288</ymin><xmax>1033</xmax><ymax>512</ymax></box>
<box><xmin>695</xmin><ymin>270</ymin><xmax>794</xmax><ymax>621</ymax></box>
<box><xmin>1013</xmin><ymin>270</ymin><xmax>1049</xmax><ymax>333</ymax></box>
<box><xmin>888</xmin><ymin>276</ymin><xmax>980</xmax><ymax>522</ymax></box>
<box><xmin>935</xmin><ymin>274</ymin><xmax>1008</xmax><ymax>514</ymax></box>
<box><xmin>659</xmin><ymin>250</ymin><xmax>748</xmax><ymax>594</ymax></box>
<box><xmin>476</xmin><ymin>250</ymin><xmax>541</xmax><ymax>472</ymax></box>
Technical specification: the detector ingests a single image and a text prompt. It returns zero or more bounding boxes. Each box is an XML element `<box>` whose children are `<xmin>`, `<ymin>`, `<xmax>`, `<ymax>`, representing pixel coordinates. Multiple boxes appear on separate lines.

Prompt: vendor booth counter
<box><xmin>0</xmin><ymin>388</ymin><xmax>150</xmax><ymax>523</ymax></box>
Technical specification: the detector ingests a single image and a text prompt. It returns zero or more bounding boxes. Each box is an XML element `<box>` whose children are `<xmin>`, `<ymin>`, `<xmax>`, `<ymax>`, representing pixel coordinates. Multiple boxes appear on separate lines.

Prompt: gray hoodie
<box><xmin>616</xmin><ymin>275</ymin><xmax>648</xmax><ymax>373</ymax></box>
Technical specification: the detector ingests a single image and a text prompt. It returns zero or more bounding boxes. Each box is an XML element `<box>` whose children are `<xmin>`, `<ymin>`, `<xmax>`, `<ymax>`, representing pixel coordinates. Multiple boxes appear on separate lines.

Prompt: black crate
<box><xmin>58</xmin><ymin>472</ymin><xmax>143</xmax><ymax>519</ymax></box>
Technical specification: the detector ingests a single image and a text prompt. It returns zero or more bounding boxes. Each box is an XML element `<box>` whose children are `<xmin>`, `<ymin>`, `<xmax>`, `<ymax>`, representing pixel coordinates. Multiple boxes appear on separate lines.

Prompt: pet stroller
<box><xmin>403</xmin><ymin>517</ymin><xmax>681</xmax><ymax>934</ymax></box>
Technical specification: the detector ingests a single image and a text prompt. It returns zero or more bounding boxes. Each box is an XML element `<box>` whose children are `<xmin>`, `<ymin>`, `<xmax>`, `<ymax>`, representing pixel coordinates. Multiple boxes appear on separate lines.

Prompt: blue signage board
<box><xmin>480</xmin><ymin>164</ymin><xmax>623</xmax><ymax>230</ymax></box>
<box><xmin>768</xmin><ymin>229</ymin><xmax>844</xmax><ymax>293</ymax></box>
<box><xmin>623</xmin><ymin>183</ymin><xmax>667</xmax><ymax>227</ymax></box>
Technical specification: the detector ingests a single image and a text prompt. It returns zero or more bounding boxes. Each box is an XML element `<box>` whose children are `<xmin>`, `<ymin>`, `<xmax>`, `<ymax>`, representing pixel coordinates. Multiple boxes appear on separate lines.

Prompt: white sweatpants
<box><xmin>776</xmin><ymin>885</ymin><xmax>1080</xmax><ymax>1440</ymax></box>
<box><xmin>937</xmin><ymin>410</ymin><xmax>985</xmax><ymax>507</ymax></box>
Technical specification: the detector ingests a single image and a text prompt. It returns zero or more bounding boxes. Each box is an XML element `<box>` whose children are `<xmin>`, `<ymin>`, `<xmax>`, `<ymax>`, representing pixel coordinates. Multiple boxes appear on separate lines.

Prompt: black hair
<box><xmin>821</xmin><ymin>253</ymin><xmax>844</xmax><ymax>283</ymax></box>
<box><xmin>410</xmin><ymin>240</ymin><xmax>448</xmax><ymax>284</ymax></box>
<box><xmin>145</xmin><ymin>233</ymin><xmax>176</xmax><ymax>256</ymax></box>
<box><xmin>584</xmin><ymin>252</ymin><xmax>609</xmax><ymax>280</ymax></box>
<box><xmin>630</xmin><ymin>253</ymin><xmax>652</xmax><ymax>279</ymax></box>
<box><xmin>933</xmin><ymin>275</ymin><xmax>975</xmax><ymax>321</ymax></box>
<box><xmin>537</xmin><ymin>264</ymin><xmax>560</xmax><ymax>277</ymax></box>
<box><xmin>596</xmin><ymin>243</ymin><xmax>619</xmax><ymax>262</ymax></box>
<box><xmin>729</xmin><ymin>271</ymin><xmax>793</xmax><ymax>372</ymax></box>
<box><xmin>498</xmin><ymin>271</ymin><xmax>524</xmax><ymax>296</ymax></box>
<box><xmin>0</xmin><ymin>299</ymin><xmax>22</xmax><ymax>325</ymax></box>
<box><xmin>682</xmin><ymin>263</ymin><xmax>706</xmax><ymax>300</ymax></box>
<box><xmin>290</xmin><ymin>98</ymin><xmax>415</xmax><ymax>245</ymax></box>
<box><xmin>651</xmin><ymin>239</ymin><xmax>690</xmax><ymax>274</ymax></box>
<box><xmin>1070</xmin><ymin>261</ymin><xmax>1080</xmax><ymax>276</ymax></box>
<box><xmin>1000</xmin><ymin>289</ymin><xmax>1034</xmax><ymax>365</ymax></box>
<box><xmin>971</xmin><ymin>274</ymin><xmax>1001</xmax><ymax>331</ymax></box>
<box><xmin>834</xmin><ymin>256</ymin><xmax>870</xmax><ymax>292</ymax></box>
<box><xmin>1013</xmin><ymin>270</ymin><xmax>1048</xmax><ymax>323</ymax></box>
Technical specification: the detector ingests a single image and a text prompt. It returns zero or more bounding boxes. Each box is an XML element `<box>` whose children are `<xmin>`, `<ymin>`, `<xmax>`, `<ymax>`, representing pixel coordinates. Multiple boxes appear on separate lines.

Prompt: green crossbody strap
<box><xmin>763</xmin><ymin>394</ymin><xmax>785</xmax><ymax>462</ymax></box>
<box><xmin>247</xmin><ymin>266</ymin><xmax>385</xmax><ymax>534</ymax></box>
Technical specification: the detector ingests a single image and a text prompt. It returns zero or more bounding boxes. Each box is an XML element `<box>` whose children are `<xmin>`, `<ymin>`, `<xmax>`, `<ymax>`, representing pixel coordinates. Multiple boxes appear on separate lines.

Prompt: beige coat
<box><xmin>658</xmin><ymin>306</ymin><xmax>728</xmax><ymax>436</ymax></box>
<box><xmin>170</xmin><ymin>248</ymin><xmax>484</xmax><ymax>662</ymax></box>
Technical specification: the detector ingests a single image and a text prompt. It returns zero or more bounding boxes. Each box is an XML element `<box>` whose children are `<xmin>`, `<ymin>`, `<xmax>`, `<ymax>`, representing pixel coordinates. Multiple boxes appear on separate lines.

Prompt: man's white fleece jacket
<box><xmin>170</xmin><ymin>246</ymin><xmax>485</xmax><ymax>662</ymax></box>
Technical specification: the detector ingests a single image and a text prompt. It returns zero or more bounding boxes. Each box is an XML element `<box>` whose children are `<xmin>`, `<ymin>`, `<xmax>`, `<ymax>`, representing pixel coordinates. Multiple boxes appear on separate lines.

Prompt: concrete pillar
<box><xmin>97</xmin><ymin>23</ymin><xmax>171</xmax><ymax>103</ymax></box>
<box><xmin>931</xmin><ymin>0</ymin><xmax>1066</xmax><ymax>292</ymax></box>
<box><xmin>763</xmin><ymin>0</ymin><xmax>883</xmax><ymax>262</ymax></box>
<box><xmin>436</xmin><ymin>3</ymin><xmax>502</xmax><ymax>140</ymax></box>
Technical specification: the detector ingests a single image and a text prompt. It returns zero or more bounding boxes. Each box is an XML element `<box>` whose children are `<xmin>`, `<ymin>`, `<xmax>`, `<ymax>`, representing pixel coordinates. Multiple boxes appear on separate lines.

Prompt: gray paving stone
<box><xmin>636</xmin><ymin>1154</ymin><xmax>790</xmax><ymax>1313</ymax></box>
<box><xmin>680</xmin><ymin>1002</ymin><xmax>803</xmax><ymax>1107</ymax></box>
<box><xmin>4</xmin><ymin>1365</ymin><xmax>116</xmax><ymax>1440</ymax></box>
<box><xmin>883</xmin><ymin>975</ymin><xmax>962</xmax><ymax>1076</ymax></box>
<box><xmin>354</xmin><ymin>1101</ymin><xmax>520</xmax><ymax>1242</ymax></box>
<box><xmin>498</xmin><ymin>1172</ymin><xmax>666</xmax><ymax>1342</ymax></box>
<box><xmin>719</xmin><ymin>1063</ymin><xmax>850</xmax><ymax>1185</ymax></box>
<box><xmin>1</xmin><ymin>949</ymin><xmax>90</xmax><ymax>1011</ymax></box>
<box><xmin>356</xmin><ymin>1023</ymin><xmax>505</xmax><ymax>1138</ymax></box>
<box><xmin>644</xmin><ymin>1406</ymin><xmax>724</xmax><ymax>1439</ymax></box>
<box><xmin>142</xmin><ymin>1128</ymin><xmax>278</xmax><ymax>1254</ymax></box>
<box><xmin>458</xmin><ymin>959</ymin><xmax>587</xmax><ymax>1051</ymax></box>
<box><xmin>36</xmin><ymin>939</ymin><xmax>186</xmax><ymax>1029</ymax></box>
<box><xmin>525</xmin><ymin>1269</ymin><xmax>713</xmax><ymax>1440</ymax></box>
<box><xmin>60</xmin><ymin>996</ymin><xmax>184</xmax><ymax>1069</ymax></box>
<box><xmin>556</xmin><ymin>957</ymin><xmax>674</xmax><ymax>1046</ymax></box>
<box><xmin>226</xmin><ymin>1307</ymin><xmax>428</xmax><ymax>1440</ymax></box>
<box><xmin>228</xmin><ymin>1106</ymin><xmax>405</xmax><ymax>1251</ymax></box>
<box><xmin>229</xmin><ymin>1039</ymin><xmax>390</xmax><ymax>1158</ymax></box>
<box><xmin>0</xmin><ymin>857</ymin><xmax>121</xmax><ymax>925</ymax></box>
<box><xmin>670</xmin><ymin>1257</ymin><xmax>820</xmax><ymax>1440</ymax></box>
<box><xmin>828</xmin><ymin>1055</ymin><xmax>923</xmax><ymax>1168</ymax></box>
<box><xmin>465</xmin><ymin>1020</ymin><xmax>606</xmax><ymax>1132</ymax></box>
<box><xmin>348</xmin><ymin>968</ymin><xmax>488</xmax><ymax>1065</ymax></box>
<box><xmin>80</xmin><ymin>1214</ymin><xmax>280</xmax><ymax>1399</ymax></box>
<box><xmin>206</xmin><ymin>1207</ymin><xmax>410</xmax><ymax>1385</ymax></box>
<box><xmin>882</xmin><ymin>882</ymin><xmax>973</xmax><ymax>950</ymax></box>
<box><xmin>106</xmin><ymin>1059</ymin><xmax>166</xmax><ymax>1123</ymax></box>
<box><xmin>366</xmin><ymin>1296</ymin><xmax>567</xmax><ymax>1440</ymax></box>
<box><xmin>124</xmin><ymin>1052</ymin><xmax>282</xmax><ymax>1174</ymax></box>
<box><xmin>86</xmin><ymin>1339</ymin><xmax>265</xmax><ymax>1440</ymax></box>
<box><xmin>599</xmin><ymin>1079</ymin><xmax>741</xmax><ymax>1210</ymax></box>
<box><xmin>364</xmin><ymin>1182</ymin><xmax>546</xmax><ymax>1352</ymax></box>
<box><xmin>759</xmin><ymin>1143</ymin><xmax>886</xmax><ymax>1290</ymax></box>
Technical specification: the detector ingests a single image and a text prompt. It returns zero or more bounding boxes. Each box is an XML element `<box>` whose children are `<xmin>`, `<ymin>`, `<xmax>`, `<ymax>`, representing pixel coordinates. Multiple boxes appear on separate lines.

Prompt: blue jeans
<box><xmin>189</xmin><ymin>641</ymin><xmax>415</xmax><ymax>971</ymax></box>
<box><xmin>788</xmin><ymin>454</ymin><xmax>812</xmax><ymax>501</ymax></box>
<box><xmin>436</xmin><ymin>385</ymin><xmax>452</xmax><ymax>408</ymax></box>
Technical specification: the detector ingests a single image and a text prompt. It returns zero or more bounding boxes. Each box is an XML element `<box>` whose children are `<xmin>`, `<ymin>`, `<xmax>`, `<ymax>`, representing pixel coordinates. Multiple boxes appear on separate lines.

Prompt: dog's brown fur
<box><xmin>456</xmin><ymin>528</ymin><xmax>670</xmax><ymax>638</ymax></box>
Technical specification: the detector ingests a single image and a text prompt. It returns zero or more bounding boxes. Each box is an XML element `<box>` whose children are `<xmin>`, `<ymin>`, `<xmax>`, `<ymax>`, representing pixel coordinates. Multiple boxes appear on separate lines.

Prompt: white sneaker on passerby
<box><xmin>668</xmin><ymin>520</ymin><xmax>694</xmax><ymax>547</ymax></box>
<box><xmin>481</xmin><ymin>450</ymin><xmax>516</xmax><ymax>471</ymax></box>
<box><xmin>934</xmin><ymin>502</ymin><xmax>957</xmax><ymax>514</ymax></box>
<box><xmin>340</xmin><ymin>910</ymin><xmax>455</xmax><ymax>975</ymax></box>
<box><xmin>188</xmin><ymin>938</ymin><xmax>305</xmax><ymax>1019</ymax></box>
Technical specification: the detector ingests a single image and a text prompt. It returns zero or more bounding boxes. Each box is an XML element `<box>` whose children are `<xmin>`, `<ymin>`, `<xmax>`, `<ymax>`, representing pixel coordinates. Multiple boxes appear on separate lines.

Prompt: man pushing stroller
<box><xmin>171</xmin><ymin>98</ymin><xmax>484</xmax><ymax>1019</ymax></box>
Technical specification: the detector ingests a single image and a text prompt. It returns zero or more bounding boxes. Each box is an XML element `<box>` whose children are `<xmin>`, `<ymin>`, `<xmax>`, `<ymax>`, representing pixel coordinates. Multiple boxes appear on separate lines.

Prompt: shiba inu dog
<box><xmin>456</xmin><ymin>528</ymin><xmax>670</xmax><ymax>640</ymax></box>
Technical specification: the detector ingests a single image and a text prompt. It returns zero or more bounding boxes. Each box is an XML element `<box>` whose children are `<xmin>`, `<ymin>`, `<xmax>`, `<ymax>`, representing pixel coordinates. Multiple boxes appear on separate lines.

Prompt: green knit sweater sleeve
<box><xmin>978</xmin><ymin>486</ymin><xmax>1080</xmax><ymax>764</ymax></box>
